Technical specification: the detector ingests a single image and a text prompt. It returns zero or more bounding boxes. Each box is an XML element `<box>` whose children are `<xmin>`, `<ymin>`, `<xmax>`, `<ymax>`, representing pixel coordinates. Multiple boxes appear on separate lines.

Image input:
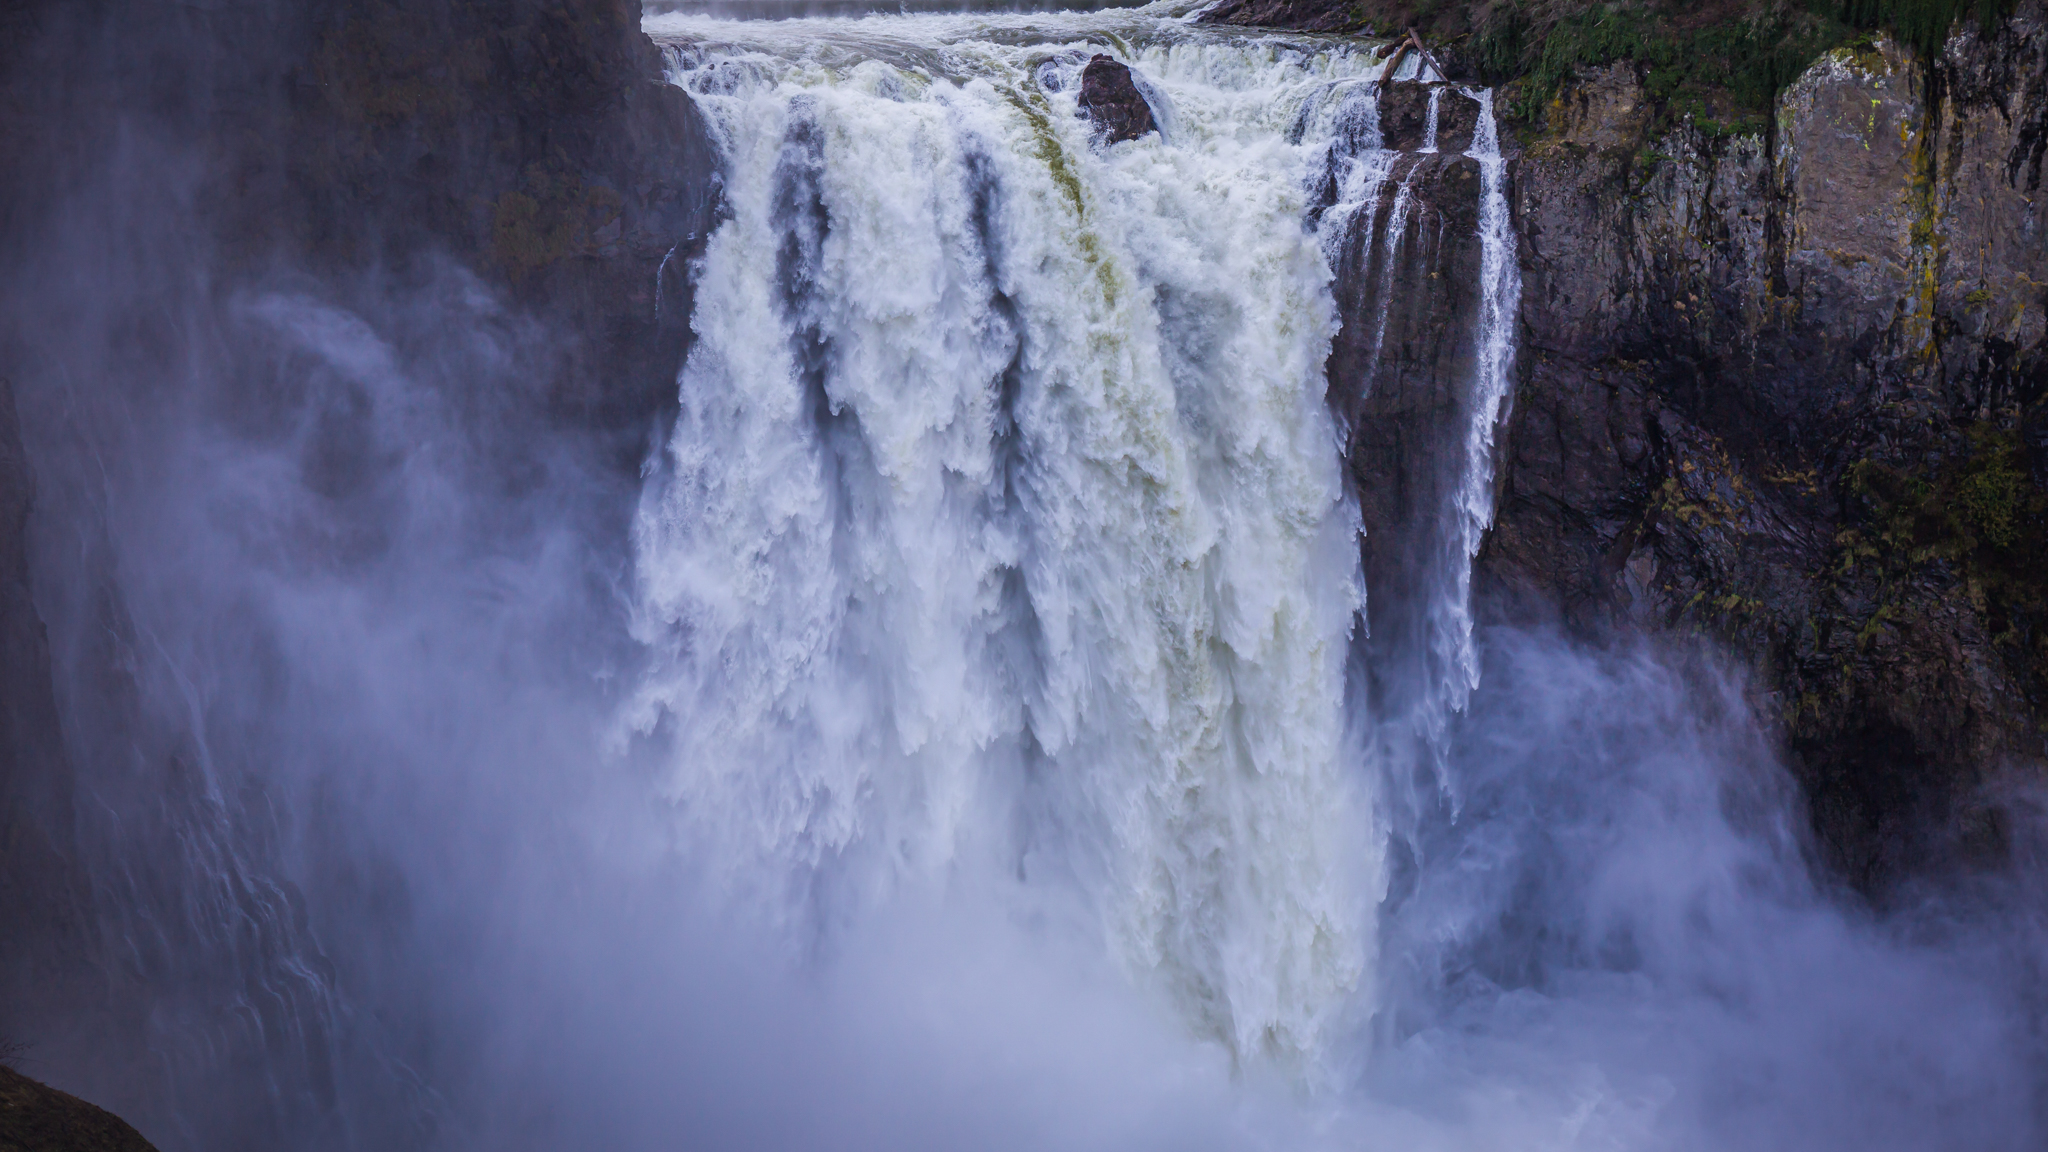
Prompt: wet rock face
<box><xmin>1078</xmin><ymin>54</ymin><xmax>1157</xmax><ymax>144</ymax></box>
<box><xmin>1376</xmin><ymin>82</ymin><xmax>1479</xmax><ymax>153</ymax></box>
<box><xmin>288</xmin><ymin>0</ymin><xmax>719</xmax><ymax>439</ymax></box>
<box><xmin>1323</xmin><ymin>144</ymin><xmax>1486</xmax><ymax>713</ymax></box>
<box><xmin>0</xmin><ymin>0</ymin><xmax>722</xmax><ymax>1141</ymax></box>
<box><xmin>1485</xmin><ymin>9</ymin><xmax>2048</xmax><ymax>893</ymax></box>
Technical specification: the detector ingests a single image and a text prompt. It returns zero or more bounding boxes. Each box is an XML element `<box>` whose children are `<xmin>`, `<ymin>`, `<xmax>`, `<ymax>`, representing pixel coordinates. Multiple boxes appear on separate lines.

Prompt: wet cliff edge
<box><xmin>0</xmin><ymin>1065</ymin><xmax>159</xmax><ymax>1152</ymax></box>
<box><xmin>1208</xmin><ymin>0</ymin><xmax>2048</xmax><ymax>894</ymax></box>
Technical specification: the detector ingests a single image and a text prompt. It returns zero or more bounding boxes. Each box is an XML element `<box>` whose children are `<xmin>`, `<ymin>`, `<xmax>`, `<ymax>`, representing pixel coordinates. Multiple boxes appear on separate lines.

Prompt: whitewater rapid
<box><xmin>628</xmin><ymin>1</ymin><xmax>1509</xmax><ymax>1069</ymax></box>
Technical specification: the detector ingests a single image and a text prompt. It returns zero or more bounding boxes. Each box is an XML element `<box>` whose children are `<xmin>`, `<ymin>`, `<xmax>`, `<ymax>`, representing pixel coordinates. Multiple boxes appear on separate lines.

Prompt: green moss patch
<box><xmin>1838</xmin><ymin>425</ymin><xmax>2048</xmax><ymax>674</ymax></box>
<box><xmin>1327</xmin><ymin>1</ymin><xmax>2018</xmax><ymax>133</ymax></box>
<box><xmin>489</xmin><ymin>164</ymin><xmax>623</xmax><ymax>281</ymax></box>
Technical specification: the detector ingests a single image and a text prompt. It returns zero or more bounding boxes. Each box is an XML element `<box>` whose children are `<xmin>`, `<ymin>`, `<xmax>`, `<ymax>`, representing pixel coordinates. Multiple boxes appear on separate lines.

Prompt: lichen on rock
<box><xmin>1487</xmin><ymin>3</ymin><xmax>2048</xmax><ymax>891</ymax></box>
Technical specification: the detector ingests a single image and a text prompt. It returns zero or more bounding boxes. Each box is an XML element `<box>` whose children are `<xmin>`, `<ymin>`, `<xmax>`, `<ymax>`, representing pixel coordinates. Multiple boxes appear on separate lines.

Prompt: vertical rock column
<box><xmin>1324</xmin><ymin>82</ymin><xmax>1488</xmax><ymax>732</ymax></box>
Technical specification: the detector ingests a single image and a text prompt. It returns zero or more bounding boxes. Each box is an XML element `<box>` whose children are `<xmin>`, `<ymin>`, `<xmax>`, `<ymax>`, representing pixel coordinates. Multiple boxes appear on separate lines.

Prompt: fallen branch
<box><xmin>1376</xmin><ymin>41</ymin><xmax>1410</xmax><ymax>86</ymax></box>
<box><xmin>1376</xmin><ymin>28</ymin><xmax>1450</xmax><ymax>87</ymax></box>
<box><xmin>1404</xmin><ymin>27</ymin><xmax>1451</xmax><ymax>84</ymax></box>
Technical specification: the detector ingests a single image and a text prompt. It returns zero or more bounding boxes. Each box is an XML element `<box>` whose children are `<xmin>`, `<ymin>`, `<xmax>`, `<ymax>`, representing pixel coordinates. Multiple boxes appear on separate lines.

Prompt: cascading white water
<box><xmin>1442</xmin><ymin>87</ymin><xmax>1520</xmax><ymax>761</ymax></box>
<box><xmin>1383</xmin><ymin>84</ymin><xmax>1518</xmax><ymax>817</ymax></box>
<box><xmin>628</xmin><ymin>1</ymin><xmax>1516</xmax><ymax>1070</ymax></box>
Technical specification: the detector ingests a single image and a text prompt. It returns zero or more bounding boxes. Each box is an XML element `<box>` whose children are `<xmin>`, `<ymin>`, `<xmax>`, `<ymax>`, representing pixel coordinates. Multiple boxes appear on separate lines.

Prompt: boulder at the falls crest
<box><xmin>1078</xmin><ymin>54</ymin><xmax>1158</xmax><ymax>143</ymax></box>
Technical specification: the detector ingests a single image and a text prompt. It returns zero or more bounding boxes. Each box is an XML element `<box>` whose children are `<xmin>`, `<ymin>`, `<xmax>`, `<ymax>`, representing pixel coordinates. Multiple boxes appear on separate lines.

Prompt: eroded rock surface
<box><xmin>1320</xmin><ymin>73</ymin><xmax>1491</xmax><ymax>721</ymax></box>
<box><xmin>1377</xmin><ymin>81</ymin><xmax>1479</xmax><ymax>153</ymax></box>
<box><xmin>1487</xmin><ymin>13</ymin><xmax>2048</xmax><ymax>890</ymax></box>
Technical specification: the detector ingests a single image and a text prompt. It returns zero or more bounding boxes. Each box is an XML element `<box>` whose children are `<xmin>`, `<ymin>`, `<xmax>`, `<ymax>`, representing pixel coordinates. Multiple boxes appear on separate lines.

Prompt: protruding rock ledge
<box><xmin>1077</xmin><ymin>54</ymin><xmax>1158</xmax><ymax>144</ymax></box>
<box><xmin>1377</xmin><ymin>81</ymin><xmax>1479</xmax><ymax>153</ymax></box>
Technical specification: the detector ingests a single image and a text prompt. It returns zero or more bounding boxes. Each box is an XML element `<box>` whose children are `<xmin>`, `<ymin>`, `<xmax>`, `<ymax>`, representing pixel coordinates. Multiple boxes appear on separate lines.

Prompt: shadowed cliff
<box><xmin>1216</xmin><ymin>0</ymin><xmax>2048</xmax><ymax>895</ymax></box>
<box><xmin>1492</xmin><ymin>15</ymin><xmax>2048</xmax><ymax>895</ymax></box>
<box><xmin>0</xmin><ymin>1</ymin><xmax>714</xmax><ymax>1146</ymax></box>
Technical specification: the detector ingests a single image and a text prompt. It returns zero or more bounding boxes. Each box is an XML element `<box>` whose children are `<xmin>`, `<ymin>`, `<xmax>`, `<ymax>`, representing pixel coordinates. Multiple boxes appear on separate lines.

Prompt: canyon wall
<box><xmin>1490</xmin><ymin>10</ymin><xmax>2048</xmax><ymax>892</ymax></box>
<box><xmin>1205</xmin><ymin>0</ymin><xmax>2048</xmax><ymax>892</ymax></box>
<box><xmin>0</xmin><ymin>1</ymin><xmax>714</xmax><ymax>1143</ymax></box>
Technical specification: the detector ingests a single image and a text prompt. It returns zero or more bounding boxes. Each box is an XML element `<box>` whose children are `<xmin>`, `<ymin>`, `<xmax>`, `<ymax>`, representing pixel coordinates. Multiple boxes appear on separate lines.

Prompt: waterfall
<box><xmin>1311</xmin><ymin>71</ymin><xmax>1518</xmax><ymax>840</ymax></box>
<box><xmin>12</xmin><ymin>4</ymin><xmax>2043</xmax><ymax>1148</ymax></box>
<box><xmin>1447</xmin><ymin>87</ymin><xmax>1520</xmax><ymax>765</ymax></box>
<box><xmin>631</xmin><ymin>3</ymin><xmax>1519</xmax><ymax>1069</ymax></box>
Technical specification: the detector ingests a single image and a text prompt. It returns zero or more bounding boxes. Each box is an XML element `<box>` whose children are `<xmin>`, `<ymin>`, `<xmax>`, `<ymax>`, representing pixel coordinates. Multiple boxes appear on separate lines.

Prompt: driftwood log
<box><xmin>1376</xmin><ymin>27</ymin><xmax>1449</xmax><ymax>87</ymax></box>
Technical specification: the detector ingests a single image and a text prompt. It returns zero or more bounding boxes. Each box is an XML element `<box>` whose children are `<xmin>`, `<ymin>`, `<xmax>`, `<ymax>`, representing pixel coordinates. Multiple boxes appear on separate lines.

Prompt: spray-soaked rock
<box><xmin>1490</xmin><ymin>26</ymin><xmax>2048</xmax><ymax>892</ymax></box>
<box><xmin>1077</xmin><ymin>54</ymin><xmax>1157</xmax><ymax>144</ymax></box>
<box><xmin>1376</xmin><ymin>82</ymin><xmax>1479</xmax><ymax>152</ymax></box>
<box><xmin>1324</xmin><ymin>151</ymin><xmax>1485</xmax><ymax>665</ymax></box>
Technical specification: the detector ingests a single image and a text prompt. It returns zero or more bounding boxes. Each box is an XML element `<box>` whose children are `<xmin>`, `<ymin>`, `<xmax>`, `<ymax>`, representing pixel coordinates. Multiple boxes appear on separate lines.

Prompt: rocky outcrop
<box><xmin>0</xmin><ymin>1065</ymin><xmax>159</xmax><ymax>1152</ymax></box>
<box><xmin>1077</xmin><ymin>54</ymin><xmax>1158</xmax><ymax>144</ymax></box>
<box><xmin>1376</xmin><ymin>82</ymin><xmax>1479</xmax><ymax>152</ymax></box>
<box><xmin>1487</xmin><ymin>12</ymin><xmax>2048</xmax><ymax>892</ymax></box>
<box><xmin>1320</xmin><ymin>82</ymin><xmax>1489</xmax><ymax>720</ymax></box>
<box><xmin>268</xmin><ymin>0</ymin><xmax>718</xmax><ymax>440</ymax></box>
<box><xmin>1199</xmin><ymin>0</ymin><xmax>2048</xmax><ymax>892</ymax></box>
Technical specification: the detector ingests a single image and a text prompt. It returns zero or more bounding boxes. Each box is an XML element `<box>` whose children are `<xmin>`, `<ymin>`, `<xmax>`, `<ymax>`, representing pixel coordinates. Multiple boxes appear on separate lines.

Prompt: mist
<box><xmin>2</xmin><ymin>2</ymin><xmax>2044</xmax><ymax>1150</ymax></box>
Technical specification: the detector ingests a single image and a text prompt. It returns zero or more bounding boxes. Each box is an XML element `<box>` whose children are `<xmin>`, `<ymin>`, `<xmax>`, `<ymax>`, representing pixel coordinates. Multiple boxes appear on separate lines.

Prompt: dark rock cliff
<box><xmin>1495</xmin><ymin>14</ymin><xmax>2048</xmax><ymax>893</ymax></box>
<box><xmin>245</xmin><ymin>0</ymin><xmax>718</xmax><ymax>437</ymax></box>
<box><xmin>0</xmin><ymin>0</ymin><xmax>714</xmax><ymax>1145</ymax></box>
<box><xmin>1320</xmin><ymin>85</ymin><xmax>1490</xmax><ymax>721</ymax></box>
<box><xmin>1225</xmin><ymin>0</ymin><xmax>2048</xmax><ymax>895</ymax></box>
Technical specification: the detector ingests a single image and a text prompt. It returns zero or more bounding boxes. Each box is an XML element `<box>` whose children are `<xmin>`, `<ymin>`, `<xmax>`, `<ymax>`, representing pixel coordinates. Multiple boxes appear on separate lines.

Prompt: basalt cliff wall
<box><xmin>0</xmin><ymin>1</ymin><xmax>713</xmax><ymax>1145</ymax></box>
<box><xmin>1496</xmin><ymin>14</ymin><xmax>2048</xmax><ymax>893</ymax></box>
<box><xmin>1212</xmin><ymin>0</ymin><xmax>2048</xmax><ymax>893</ymax></box>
